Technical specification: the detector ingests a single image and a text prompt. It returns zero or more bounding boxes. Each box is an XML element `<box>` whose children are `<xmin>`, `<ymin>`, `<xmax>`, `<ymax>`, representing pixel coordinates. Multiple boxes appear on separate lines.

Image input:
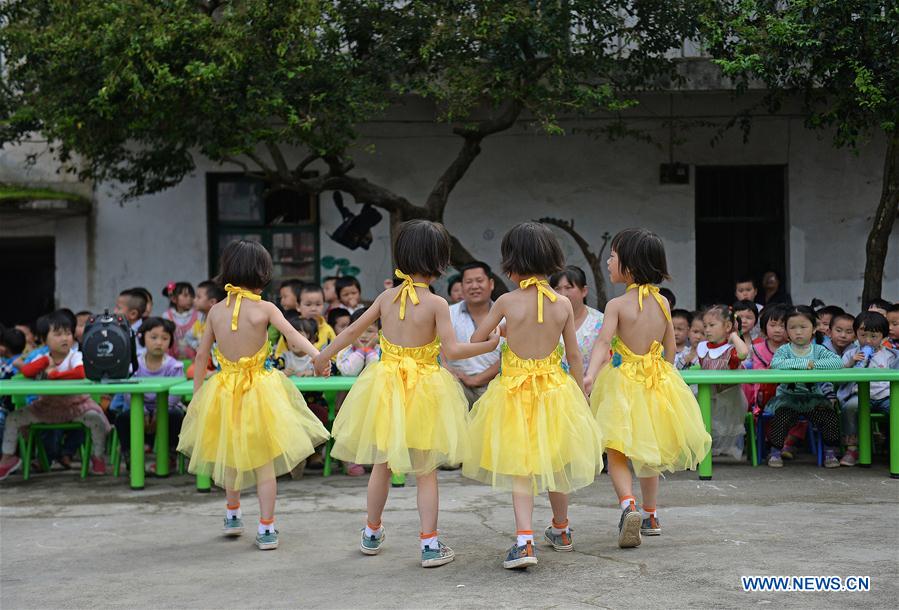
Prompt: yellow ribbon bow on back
<box><xmin>519</xmin><ymin>277</ymin><xmax>557</xmax><ymax>323</ymax></box>
<box><xmin>392</xmin><ymin>269</ymin><xmax>427</xmax><ymax>320</ymax></box>
<box><xmin>224</xmin><ymin>283</ymin><xmax>262</xmax><ymax>331</ymax></box>
<box><xmin>626</xmin><ymin>283</ymin><xmax>671</xmax><ymax>322</ymax></box>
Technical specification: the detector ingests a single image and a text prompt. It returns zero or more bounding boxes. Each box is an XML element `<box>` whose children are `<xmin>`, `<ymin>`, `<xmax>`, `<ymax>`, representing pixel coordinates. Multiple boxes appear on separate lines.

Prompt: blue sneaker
<box><xmin>421</xmin><ymin>540</ymin><xmax>455</xmax><ymax>568</ymax></box>
<box><xmin>360</xmin><ymin>527</ymin><xmax>386</xmax><ymax>555</ymax></box>
<box><xmin>618</xmin><ymin>501</ymin><xmax>642</xmax><ymax>548</ymax></box>
<box><xmin>222</xmin><ymin>516</ymin><xmax>244</xmax><ymax>537</ymax></box>
<box><xmin>641</xmin><ymin>514</ymin><xmax>661</xmax><ymax>536</ymax></box>
<box><xmin>502</xmin><ymin>540</ymin><xmax>537</xmax><ymax>569</ymax></box>
<box><xmin>543</xmin><ymin>525</ymin><xmax>574</xmax><ymax>551</ymax></box>
<box><xmin>255</xmin><ymin>529</ymin><xmax>279</xmax><ymax>550</ymax></box>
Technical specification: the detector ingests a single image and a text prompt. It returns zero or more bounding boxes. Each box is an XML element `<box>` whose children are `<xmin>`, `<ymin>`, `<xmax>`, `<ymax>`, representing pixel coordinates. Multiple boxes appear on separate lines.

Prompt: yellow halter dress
<box><xmin>462</xmin><ymin>278</ymin><xmax>604</xmax><ymax>495</ymax></box>
<box><xmin>329</xmin><ymin>271</ymin><xmax>469</xmax><ymax>474</ymax></box>
<box><xmin>590</xmin><ymin>284</ymin><xmax>711</xmax><ymax>477</ymax></box>
<box><xmin>177</xmin><ymin>284</ymin><xmax>330</xmax><ymax>490</ymax></box>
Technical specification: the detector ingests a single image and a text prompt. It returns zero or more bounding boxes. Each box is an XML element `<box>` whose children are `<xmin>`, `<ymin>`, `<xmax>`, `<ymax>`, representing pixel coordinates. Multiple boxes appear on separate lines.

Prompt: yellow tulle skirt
<box><xmin>591</xmin><ymin>338</ymin><xmax>711</xmax><ymax>477</ymax></box>
<box><xmin>177</xmin><ymin>344</ymin><xmax>330</xmax><ymax>490</ymax></box>
<box><xmin>330</xmin><ymin>333</ymin><xmax>469</xmax><ymax>474</ymax></box>
<box><xmin>463</xmin><ymin>345</ymin><xmax>604</xmax><ymax>495</ymax></box>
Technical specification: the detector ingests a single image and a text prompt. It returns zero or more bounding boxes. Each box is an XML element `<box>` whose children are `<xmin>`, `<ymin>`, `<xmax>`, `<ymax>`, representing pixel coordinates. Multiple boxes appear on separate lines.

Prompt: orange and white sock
<box><xmin>420</xmin><ymin>530</ymin><xmax>438</xmax><ymax>550</ymax></box>
<box><xmin>619</xmin><ymin>495</ymin><xmax>636</xmax><ymax>511</ymax></box>
<box><xmin>550</xmin><ymin>518</ymin><xmax>569</xmax><ymax>535</ymax></box>
<box><xmin>258</xmin><ymin>517</ymin><xmax>274</xmax><ymax>535</ymax></box>
<box><xmin>516</xmin><ymin>530</ymin><xmax>534</xmax><ymax>546</ymax></box>
<box><xmin>226</xmin><ymin>503</ymin><xmax>241</xmax><ymax>519</ymax></box>
<box><xmin>641</xmin><ymin>506</ymin><xmax>657</xmax><ymax>519</ymax></box>
<box><xmin>364</xmin><ymin>521</ymin><xmax>382</xmax><ymax>537</ymax></box>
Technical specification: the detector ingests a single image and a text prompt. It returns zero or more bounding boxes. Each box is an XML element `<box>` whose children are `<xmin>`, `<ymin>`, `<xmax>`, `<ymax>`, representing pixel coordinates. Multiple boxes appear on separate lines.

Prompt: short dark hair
<box><xmin>38</xmin><ymin>309</ymin><xmax>76</xmax><ymax>342</ymax></box>
<box><xmin>350</xmin><ymin>306</ymin><xmax>380</xmax><ymax>328</ymax></box>
<box><xmin>393</xmin><ymin>220</ymin><xmax>452</xmax><ymax>277</ymax></box>
<box><xmin>75</xmin><ymin>310</ymin><xmax>93</xmax><ymax>319</ymax></box>
<box><xmin>446</xmin><ymin>274</ymin><xmax>462</xmax><ymax>291</ymax></box>
<box><xmin>129</xmin><ymin>287</ymin><xmax>153</xmax><ymax>306</ymax></box>
<box><xmin>119</xmin><ymin>289</ymin><xmax>148</xmax><ymax>316</ymax></box>
<box><xmin>670</xmin><ymin>308</ymin><xmax>693</xmax><ymax>325</ymax></box>
<box><xmin>0</xmin><ymin>327</ymin><xmax>26</xmax><ymax>355</ymax></box>
<box><xmin>161</xmin><ymin>281</ymin><xmax>195</xmax><ymax>301</ymax></box>
<box><xmin>659</xmin><ymin>287</ymin><xmax>676</xmax><ymax>309</ymax></box>
<box><xmin>326</xmin><ymin>307</ymin><xmax>351</xmax><ymax>328</ymax></box>
<box><xmin>279</xmin><ymin>278</ymin><xmax>304</xmax><ymax>299</ymax></box>
<box><xmin>854</xmin><ymin>311</ymin><xmax>888</xmax><ymax>336</ymax></box>
<box><xmin>830</xmin><ymin>313</ymin><xmax>855</xmax><ymax>329</ymax></box>
<box><xmin>732</xmin><ymin>300</ymin><xmax>759</xmax><ymax>322</ymax></box>
<box><xmin>335</xmin><ymin>276</ymin><xmax>361</xmax><ymax>298</ymax></box>
<box><xmin>217</xmin><ymin>240</ymin><xmax>273</xmax><ymax>290</ymax></box>
<box><xmin>550</xmin><ymin>265</ymin><xmax>588</xmax><ymax>290</ymax></box>
<box><xmin>866</xmin><ymin>298</ymin><xmax>893</xmax><ymax>311</ymax></box>
<box><xmin>816</xmin><ymin>305</ymin><xmax>846</xmax><ymax>319</ymax></box>
<box><xmin>290</xmin><ymin>317</ymin><xmax>319</xmax><ymax>344</ymax></box>
<box><xmin>460</xmin><ymin>262</ymin><xmax>492</xmax><ymax>281</ymax></box>
<box><xmin>786</xmin><ymin>305</ymin><xmax>817</xmax><ymax>329</ymax></box>
<box><xmin>889</xmin><ymin>303</ymin><xmax>899</xmax><ymax>314</ymax></box>
<box><xmin>501</xmin><ymin>222</ymin><xmax>565</xmax><ymax>277</ymax></box>
<box><xmin>197</xmin><ymin>280</ymin><xmax>226</xmax><ymax>302</ymax></box>
<box><xmin>299</xmin><ymin>283</ymin><xmax>324</xmax><ymax>298</ymax></box>
<box><xmin>702</xmin><ymin>304</ymin><xmax>734</xmax><ymax>327</ymax></box>
<box><xmin>735</xmin><ymin>276</ymin><xmax>757</xmax><ymax>289</ymax></box>
<box><xmin>610</xmin><ymin>227</ymin><xmax>670</xmax><ymax>285</ymax></box>
<box><xmin>138</xmin><ymin>317</ymin><xmax>176</xmax><ymax>348</ymax></box>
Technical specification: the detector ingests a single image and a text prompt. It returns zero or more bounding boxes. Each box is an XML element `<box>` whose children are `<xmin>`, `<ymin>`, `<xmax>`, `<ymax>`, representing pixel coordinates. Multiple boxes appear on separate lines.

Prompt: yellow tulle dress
<box><xmin>177</xmin><ymin>285</ymin><xmax>330</xmax><ymax>490</ymax></box>
<box><xmin>462</xmin><ymin>278</ymin><xmax>604</xmax><ymax>495</ymax></box>
<box><xmin>590</xmin><ymin>284</ymin><xmax>711</xmax><ymax>477</ymax></box>
<box><xmin>330</xmin><ymin>271</ymin><xmax>469</xmax><ymax>474</ymax></box>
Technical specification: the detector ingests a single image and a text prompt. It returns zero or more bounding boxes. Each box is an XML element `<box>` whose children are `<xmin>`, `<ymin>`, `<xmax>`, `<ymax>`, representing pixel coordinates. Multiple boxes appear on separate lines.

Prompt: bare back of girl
<box><xmin>499</xmin><ymin>287</ymin><xmax>573</xmax><ymax>360</ymax></box>
<box><xmin>377</xmin><ymin>285</ymin><xmax>442</xmax><ymax>347</ymax></box>
<box><xmin>612</xmin><ymin>289</ymin><xmax>673</xmax><ymax>357</ymax></box>
<box><xmin>205</xmin><ymin>297</ymin><xmax>274</xmax><ymax>362</ymax></box>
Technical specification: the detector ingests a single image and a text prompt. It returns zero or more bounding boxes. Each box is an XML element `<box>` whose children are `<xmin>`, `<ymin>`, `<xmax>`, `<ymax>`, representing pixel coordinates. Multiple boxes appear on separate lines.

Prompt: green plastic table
<box><xmin>680</xmin><ymin>368</ymin><xmax>899</xmax><ymax>480</ymax></box>
<box><xmin>169</xmin><ymin>375</ymin><xmax>357</xmax><ymax>491</ymax></box>
<box><xmin>0</xmin><ymin>377</ymin><xmax>183</xmax><ymax>489</ymax></box>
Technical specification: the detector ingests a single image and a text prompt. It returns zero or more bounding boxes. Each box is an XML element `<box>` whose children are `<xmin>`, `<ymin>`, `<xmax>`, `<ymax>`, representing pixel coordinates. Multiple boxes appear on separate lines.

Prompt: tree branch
<box><xmin>538</xmin><ymin>217</ymin><xmax>611</xmax><ymax>308</ymax></box>
<box><xmin>265</xmin><ymin>142</ymin><xmax>291</xmax><ymax>181</ymax></box>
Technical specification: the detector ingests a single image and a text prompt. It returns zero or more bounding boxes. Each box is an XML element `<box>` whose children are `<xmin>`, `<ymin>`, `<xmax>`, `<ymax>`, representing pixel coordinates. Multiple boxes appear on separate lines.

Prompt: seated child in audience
<box><xmin>697</xmin><ymin>305</ymin><xmax>750</xmax><ymax>459</ymax></box>
<box><xmin>678</xmin><ymin>313</ymin><xmax>708</xmax><ymax>370</ymax></box>
<box><xmin>276</xmin><ymin>283</ymin><xmax>337</xmax><ymax>358</ymax></box>
<box><xmin>885</xmin><ymin>304</ymin><xmax>899</xmax><ymax>350</ymax></box>
<box><xmin>670</xmin><ymin>309</ymin><xmax>693</xmax><ymax>369</ymax></box>
<box><xmin>327</xmin><ymin>307</ymin><xmax>352</xmax><ymax>335</ymax></box>
<box><xmin>735</xmin><ymin>277</ymin><xmax>762</xmax><ymax>311</ymax></box>
<box><xmin>336</xmin><ymin>309</ymin><xmax>381</xmax><ymax>377</ymax></box>
<box><xmin>186</xmin><ymin>280</ymin><xmax>225</xmax><ymax>379</ymax></box>
<box><xmin>279</xmin><ymin>278</ymin><xmax>303</xmax><ymax>313</ymax></box>
<box><xmin>283</xmin><ymin>318</ymin><xmax>318</xmax><ymax>377</ymax></box>
<box><xmin>14</xmin><ymin>322</ymin><xmax>38</xmax><ymax>356</ymax></box>
<box><xmin>765</xmin><ymin>307</ymin><xmax>843</xmax><ymax>468</ymax></box>
<box><xmin>115</xmin><ymin>288</ymin><xmax>149</xmax><ymax>335</ymax></box>
<box><xmin>0</xmin><ymin>328</ymin><xmax>26</xmax><ymax>430</ymax></box>
<box><xmin>836</xmin><ymin>311</ymin><xmax>897</xmax><ymax>467</ymax></box>
<box><xmin>161</xmin><ymin>281</ymin><xmax>199</xmax><ymax>360</ymax></box>
<box><xmin>74</xmin><ymin>311</ymin><xmax>92</xmax><ymax>344</ymax></box>
<box><xmin>447</xmin><ymin>275</ymin><xmax>463</xmax><ymax>304</ymax></box>
<box><xmin>322</xmin><ymin>276</ymin><xmax>341</xmax><ymax>313</ymax></box>
<box><xmin>733</xmin><ymin>300</ymin><xmax>760</xmax><ymax>341</ymax></box>
<box><xmin>335</xmin><ymin>276</ymin><xmax>364</xmax><ymax>314</ymax></box>
<box><xmin>743</xmin><ymin>304</ymin><xmax>790</xmax><ymax>414</ymax></box>
<box><xmin>823</xmin><ymin>313</ymin><xmax>857</xmax><ymax>356</ymax></box>
<box><xmin>129</xmin><ymin>287</ymin><xmax>154</xmax><ymax>318</ymax></box>
<box><xmin>0</xmin><ymin>310</ymin><xmax>110</xmax><ymax>480</ymax></box>
<box><xmin>866</xmin><ymin>298</ymin><xmax>891</xmax><ymax>316</ymax></box>
<box><xmin>113</xmin><ymin>317</ymin><xmax>187</xmax><ymax>473</ymax></box>
<box><xmin>815</xmin><ymin>305</ymin><xmax>845</xmax><ymax>338</ymax></box>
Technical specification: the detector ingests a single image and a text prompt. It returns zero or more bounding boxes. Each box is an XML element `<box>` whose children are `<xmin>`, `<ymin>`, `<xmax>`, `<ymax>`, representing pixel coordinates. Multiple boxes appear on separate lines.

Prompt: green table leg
<box><xmin>196</xmin><ymin>473</ymin><xmax>211</xmax><ymax>492</ymax></box>
<box><xmin>323</xmin><ymin>391</ymin><xmax>336</xmax><ymax>477</ymax></box>
<box><xmin>155</xmin><ymin>391</ymin><xmax>170</xmax><ymax>477</ymax></box>
<box><xmin>698</xmin><ymin>384</ymin><xmax>712</xmax><ymax>480</ymax></box>
<box><xmin>890</xmin><ymin>381</ymin><xmax>898</xmax><ymax>479</ymax></box>
<box><xmin>858</xmin><ymin>382</ymin><xmax>871</xmax><ymax>467</ymax></box>
<box><xmin>130</xmin><ymin>394</ymin><xmax>145</xmax><ymax>489</ymax></box>
<box><xmin>391</xmin><ymin>472</ymin><xmax>405</xmax><ymax>487</ymax></box>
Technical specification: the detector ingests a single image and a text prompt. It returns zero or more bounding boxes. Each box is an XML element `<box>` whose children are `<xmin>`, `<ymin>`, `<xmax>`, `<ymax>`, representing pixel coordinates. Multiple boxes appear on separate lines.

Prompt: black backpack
<box><xmin>81</xmin><ymin>310</ymin><xmax>137</xmax><ymax>381</ymax></box>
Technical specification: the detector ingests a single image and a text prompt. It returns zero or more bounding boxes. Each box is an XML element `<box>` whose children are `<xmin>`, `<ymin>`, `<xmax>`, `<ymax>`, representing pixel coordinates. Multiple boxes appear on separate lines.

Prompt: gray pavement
<box><xmin>1</xmin><ymin>457</ymin><xmax>897</xmax><ymax>609</ymax></box>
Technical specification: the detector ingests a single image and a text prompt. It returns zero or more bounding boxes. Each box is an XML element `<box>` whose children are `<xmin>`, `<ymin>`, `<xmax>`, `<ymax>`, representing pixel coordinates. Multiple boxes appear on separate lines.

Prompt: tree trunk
<box><xmin>862</xmin><ymin>130</ymin><xmax>899</xmax><ymax>305</ymax></box>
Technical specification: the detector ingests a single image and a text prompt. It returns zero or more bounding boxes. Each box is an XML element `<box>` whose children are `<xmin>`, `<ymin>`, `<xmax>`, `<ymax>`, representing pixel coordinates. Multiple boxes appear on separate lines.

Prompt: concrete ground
<box><xmin>1</xmin><ymin>456</ymin><xmax>897</xmax><ymax>609</ymax></box>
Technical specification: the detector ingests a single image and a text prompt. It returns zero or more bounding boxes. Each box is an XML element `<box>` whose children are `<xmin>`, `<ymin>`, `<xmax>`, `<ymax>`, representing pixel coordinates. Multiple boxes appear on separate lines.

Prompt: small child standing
<box><xmin>316</xmin><ymin>220</ymin><xmax>499</xmax><ymax>568</ymax></box>
<box><xmin>837</xmin><ymin>311</ymin><xmax>897</xmax><ymax>466</ymax></box>
<box><xmin>671</xmin><ymin>309</ymin><xmax>693</xmax><ymax>370</ymax></box>
<box><xmin>464</xmin><ymin>222</ymin><xmax>604</xmax><ymax>569</ymax></box>
<box><xmin>335</xmin><ymin>277</ymin><xmax>364</xmax><ymax>314</ymax></box>
<box><xmin>335</xmin><ymin>309</ymin><xmax>381</xmax><ymax>376</ymax></box>
<box><xmin>177</xmin><ymin>240</ymin><xmax>329</xmax><ymax>550</ymax></box>
<box><xmin>162</xmin><ymin>282</ymin><xmax>200</xmax><ymax>360</ymax></box>
<box><xmin>697</xmin><ymin>305</ymin><xmax>750</xmax><ymax>459</ymax></box>
<box><xmin>186</xmin><ymin>280</ymin><xmax>225</xmax><ymax>379</ymax></box>
<box><xmin>765</xmin><ymin>307</ymin><xmax>843</xmax><ymax>468</ymax></box>
<box><xmin>0</xmin><ymin>311</ymin><xmax>110</xmax><ymax>480</ymax></box>
<box><xmin>282</xmin><ymin>318</ymin><xmax>318</xmax><ymax>377</ymax></box>
<box><xmin>885</xmin><ymin>304</ymin><xmax>899</xmax><ymax>350</ymax></box>
<box><xmin>586</xmin><ymin>228</ymin><xmax>710</xmax><ymax>549</ymax></box>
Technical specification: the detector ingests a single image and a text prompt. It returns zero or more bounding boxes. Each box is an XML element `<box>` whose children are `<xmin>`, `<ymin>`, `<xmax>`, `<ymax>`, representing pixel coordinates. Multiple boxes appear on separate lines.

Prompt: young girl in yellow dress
<box><xmin>314</xmin><ymin>220</ymin><xmax>499</xmax><ymax>569</ymax></box>
<box><xmin>584</xmin><ymin>228</ymin><xmax>711</xmax><ymax>549</ymax></box>
<box><xmin>177</xmin><ymin>240</ymin><xmax>329</xmax><ymax>551</ymax></box>
<box><xmin>462</xmin><ymin>222</ymin><xmax>604</xmax><ymax>570</ymax></box>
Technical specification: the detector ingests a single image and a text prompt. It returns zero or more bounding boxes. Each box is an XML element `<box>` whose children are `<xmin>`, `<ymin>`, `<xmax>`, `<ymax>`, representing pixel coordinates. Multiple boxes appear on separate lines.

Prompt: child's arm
<box><xmin>728</xmin><ymin>331</ymin><xmax>750</xmax><ymax>360</ymax></box>
<box><xmin>19</xmin><ymin>355</ymin><xmax>49</xmax><ymax>378</ymax></box>
<box><xmin>769</xmin><ymin>346</ymin><xmax>807</xmax><ymax>370</ymax></box>
<box><xmin>316</xmin><ymin>296</ymin><xmax>383</xmax><ymax>370</ymax></box>
<box><xmin>560</xmin><ymin>301</ymin><xmax>585</xmax><ymax>392</ymax></box>
<box><xmin>584</xmin><ymin>300</ymin><xmax>618</xmax><ymax>394</ymax></box>
<box><xmin>443</xmin><ymin>299</ymin><xmax>500</xmax><ymax>359</ymax></box>
<box><xmin>813</xmin><ymin>345</ymin><xmax>844</xmax><ymax>370</ymax></box>
<box><xmin>336</xmin><ymin>347</ymin><xmax>365</xmax><ymax>376</ymax></box>
<box><xmin>48</xmin><ymin>364</ymin><xmax>85</xmax><ymax>380</ymax></box>
<box><xmin>267</xmin><ymin>302</ymin><xmax>320</xmax><ymax>360</ymax></box>
<box><xmin>662</xmin><ymin>317</ymin><xmax>677</xmax><ymax>365</ymax></box>
<box><xmin>193</xmin><ymin>321</ymin><xmax>215</xmax><ymax>396</ymax></box>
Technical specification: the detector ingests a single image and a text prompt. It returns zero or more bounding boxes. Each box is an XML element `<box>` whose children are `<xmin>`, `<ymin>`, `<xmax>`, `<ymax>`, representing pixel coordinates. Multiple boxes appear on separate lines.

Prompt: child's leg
<box><xmin>807</xmin><ymin>405</ymin><xmax>841</xmax><ymax>449</ymax></box>
<box><xmin>547</xmin><ymin>491</ymin><xmax>568</xmax><ymax>528</ymax></box>
<box><xmin>511</xmin><ymin>476</ymin><xmax>534</xmax><ymax>542</ymax></box>
<box><xmin>416</xmin><ymin>469</ymin><xmax>438</xmax><ymax>535</ymax></box>
<box><xmin>366</xmin><ymin>462</ymin><xmax>391</xmax><ymax>529</ymax></box>
<box><xmin>73</xmin><ymin>411</ymin><xmax>108</xmax><ymax>458</ymax></box>
<box><xmin>767</xmin><ymin>408</ymin><xmax>799</xmax><ymax>450</ymax></box>
<box><xmin>255</xmin><ymin>462</ymin><xmax>277</xmax><ymax>524</ymax></box>
<box><xmin>606</xmin><ymin>449</ymin><xmax>635</xmax><ymax>504</ymax></box>
<box><xmin>638</xmin><ymin>475</ymin><xmax>659</xmax><ymax>515</ymax></box>
<box><xmin>840</xmin><ymin>396</ymin><xmax>859</xmax><ymax>450</ymax></box>
<box><xmin>1</xmin><ymin>407</ymin><xmax>39</xmax><ymax>465</ymax></box>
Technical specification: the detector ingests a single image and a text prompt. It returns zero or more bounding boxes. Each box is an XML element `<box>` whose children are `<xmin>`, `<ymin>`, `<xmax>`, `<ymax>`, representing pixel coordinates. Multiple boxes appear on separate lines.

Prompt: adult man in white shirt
<box><xmin>446</xmin><ymin>262</ymin><xmax>501</xmax><ymax>407</ymax></box>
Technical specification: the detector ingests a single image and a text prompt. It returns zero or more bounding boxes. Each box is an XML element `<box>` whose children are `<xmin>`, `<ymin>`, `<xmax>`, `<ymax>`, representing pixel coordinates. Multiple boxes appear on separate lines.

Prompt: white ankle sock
<box><xmin>364</xmin><ymin>523</ymin><xmax>382</xmax><ymax>538</ymax></box>
<box><xmin>550</xmin><ymin>520</ymin><xmax>569</xmax><ymax>535</ymax></box>
<box><xmin>226</xmin><ymin>506</ymin><xmax>241</xmax><ymax>519</ymax></box>
<box><xmin>619</xmin><ymin>497</ymin><xmax>635</xmax><ymax>511</ymax></box>
<box><xmin>420</xmin><ymin>534</ymin><xmax>438</xmax><ymax>550</ymax></box>
<box><xmin>516</xmin><ymin>532</ymin><xmax>534</xmax><ymax>546</ymax></box>
<box><xmin>258</xmin><ymin>521</ymin><xmax>274</xmax><ymax>535</ymax></box>
<box><xmin>641</xmin><ymin>508</ymin><xmax>657</xmax><ymax>519</ymax></box>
